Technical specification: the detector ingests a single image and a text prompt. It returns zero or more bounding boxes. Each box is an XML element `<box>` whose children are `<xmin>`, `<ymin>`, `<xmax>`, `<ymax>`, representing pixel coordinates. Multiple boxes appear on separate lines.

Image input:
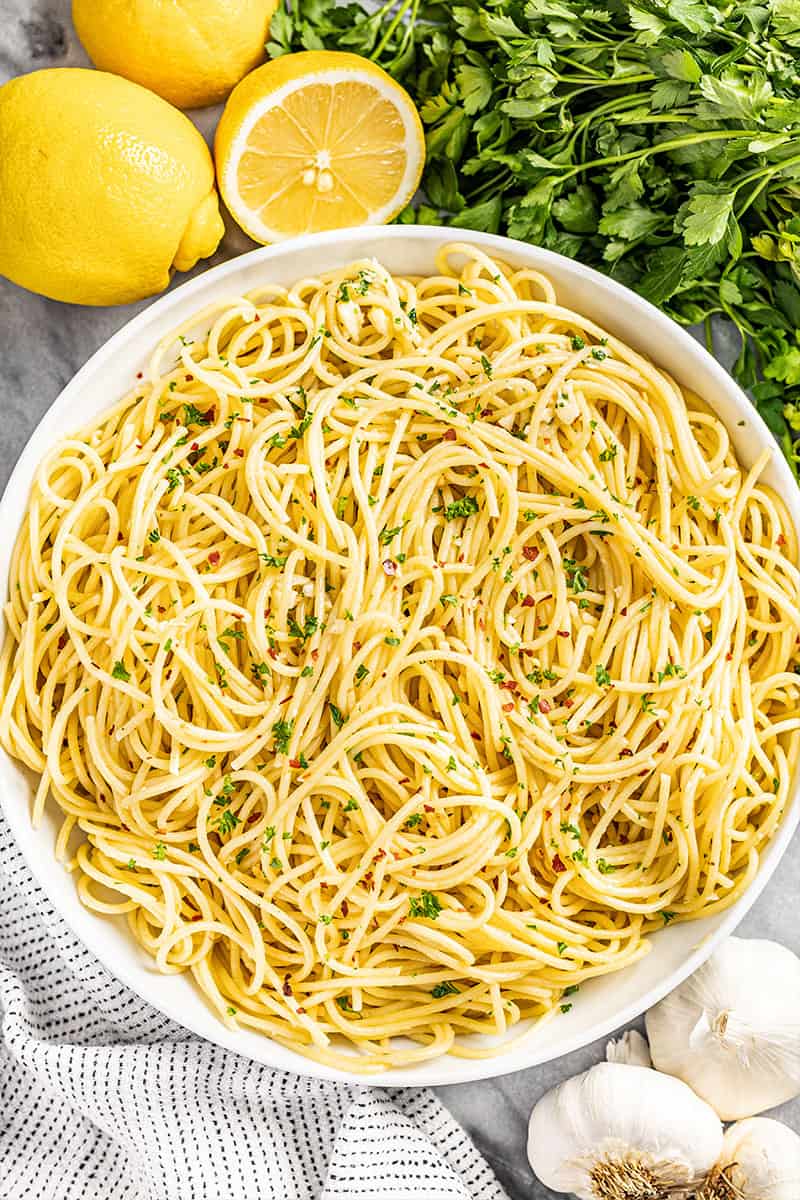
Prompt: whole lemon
<box><xmin>0</xmin><ymin>68</ymin><xmax>224</xmax><ymax>306</ymax></box>
<box><xmin>72</xmin><ymin>0</ymin><xmax>279</xmax><ymax>110</ymax></box>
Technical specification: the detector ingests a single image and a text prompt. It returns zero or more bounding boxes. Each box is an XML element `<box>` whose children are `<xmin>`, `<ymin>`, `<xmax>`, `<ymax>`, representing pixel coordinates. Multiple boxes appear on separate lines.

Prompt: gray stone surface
<box><xmin>1</xmin><ymin>5</ymin><xmax>798</xmax><ymax>1197</ymax></box>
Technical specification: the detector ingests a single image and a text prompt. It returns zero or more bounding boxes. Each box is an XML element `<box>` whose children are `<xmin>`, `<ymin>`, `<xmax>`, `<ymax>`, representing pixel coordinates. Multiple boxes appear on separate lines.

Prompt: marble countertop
<box><xmin>2</xmin><ymin>5</ymin><xmax>799</xmax><ymax>1197</ymax></box>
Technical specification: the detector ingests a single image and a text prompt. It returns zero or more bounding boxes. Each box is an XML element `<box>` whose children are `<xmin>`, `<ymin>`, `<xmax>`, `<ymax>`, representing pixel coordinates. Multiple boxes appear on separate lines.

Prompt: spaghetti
<box><xmin>2</xmin><ymin>243</ymin><xmax>799</xmax><ymax>1071</ymax></box>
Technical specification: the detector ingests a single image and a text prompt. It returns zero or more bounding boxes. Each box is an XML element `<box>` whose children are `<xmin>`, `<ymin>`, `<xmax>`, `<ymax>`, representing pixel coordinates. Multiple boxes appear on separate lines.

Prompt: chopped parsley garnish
<box><xmin>183</xmin><ymin>403</ymin><xmax>212</xmax><ymax>427</ymax></box>
<box><xmin>112</xmin><ymin>661</ymin><xmax>130</xmax><ymax>682</ymax></box>
<box><xmin>379</xmin><ymin>522</ymin><xmax>406</xmax><ymax>546</ymax></box>
<box><xmin>409</xmin><ymin>891</ymin><xmax>442</xmax><ymax>920</ymax></box>
<box><xmin>563</xmin><ymin>557</ymin><xmax>587</xmax><ymax>593</ymax></box>
<box><xmin>431</xmin><ymin>981</ymin><xmax>460</xmax><ymax>998</ymax></box>
<box><xmin>288</xmin><ymin>615</ymin><xmax>318</xmax><ymax>642</ymax></box>
<box><xmin>329</xmin><ymin>702</ymin><xmax>347</xmax><ymax>729</ymax></box>
<box><xmin>272</xmin><ymin>719</ymin><xmax>293</xmax><ymax>754</ymax></box>
<box><xmin>595</xmin><ymin>663</ymin><xmax>612</xmax><ymax>687</ymax></box>
<box><xmin>289</xmin><ymin>411</ymin><xmax>313</xmax><ymax>439</ymax></box>
<box><xmin>217</xmin><ymin>627</ymin><xmax>244</xmax><ymax>654</ymax></box>
<box><xmin>444</xmin><ymin>495</ymin><xmax>479</xmax><ymax>520</ymax></box>
<box><xmin>216</xmin><ymin>809</ymin><xmax>240</xmax><ymax>836</ymax></box>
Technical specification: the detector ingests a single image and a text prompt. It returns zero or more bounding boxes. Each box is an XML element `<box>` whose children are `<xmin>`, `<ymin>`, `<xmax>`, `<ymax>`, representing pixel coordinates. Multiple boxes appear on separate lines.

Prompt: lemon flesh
<box><xmin>215</xmin><ymin>51</ymin><xmax>425</xmax><ymax>243</ymax></box>
<box><xmin>72</xmin><ymin>0</ymin><xmax>278</xmax><ymax>110</ymax></box>
<box><xmin>0</xmin><ymin>68</ymin><xmax>224</xmax><ymax>306</ymax></box>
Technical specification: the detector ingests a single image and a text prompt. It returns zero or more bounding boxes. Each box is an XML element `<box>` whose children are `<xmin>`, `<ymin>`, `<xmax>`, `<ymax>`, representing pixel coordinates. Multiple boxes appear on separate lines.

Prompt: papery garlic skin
<box><xmin>605</xmin><ymin>1029</ymin><xmax>652</xmax><ymax>1068</ymax></box>
<box><xmin>527</xmin><ymin>1063</ymin><xmax>722</xmax><ymax>1199</ymax></box>
<box><xmin>645</xmin><ymin>938</ymin><xmax>800</xmax><ymax>1119</ymax></box>
<box><xmin>708</xmin><ymin>1118</ymin><xmax>800</xmax><ymax>1200</ymax></box>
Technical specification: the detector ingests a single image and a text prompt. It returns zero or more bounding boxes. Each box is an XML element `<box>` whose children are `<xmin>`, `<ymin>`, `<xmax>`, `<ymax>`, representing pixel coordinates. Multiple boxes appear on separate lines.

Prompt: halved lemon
<box><xmin>214</xmin><ymin>50</ymin><xmax>425</xmax><ymax>243</ymax></box>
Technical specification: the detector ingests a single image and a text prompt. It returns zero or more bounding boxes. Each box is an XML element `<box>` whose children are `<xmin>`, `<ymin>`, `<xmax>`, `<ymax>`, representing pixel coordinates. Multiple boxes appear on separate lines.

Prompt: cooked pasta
<box><xmin>2</xmin><ymin>243</ymin><xmax>799</xmax><ymax>1071</ymax></box>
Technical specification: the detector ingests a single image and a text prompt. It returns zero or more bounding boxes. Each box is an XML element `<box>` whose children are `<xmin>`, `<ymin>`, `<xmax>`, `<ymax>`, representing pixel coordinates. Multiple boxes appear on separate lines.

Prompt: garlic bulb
<box><xmin>645</xmin><ymin>938</ymin><xmax>800</xmax><ymax>1119</ymax></box>
<box><xmin>527</xmin><ymin>1062</ymin><xmax>722</xmax><ymax>1199</ymax></box>
<box><xmin>698</xmin><ymin>1118</ymin><xmax>800</xmax><ymax>1200</ymax></box>
<box><xmin>605</xmin><ymin>1029</ymin><xmax>652</xmax><ymax>1068</ymax></box>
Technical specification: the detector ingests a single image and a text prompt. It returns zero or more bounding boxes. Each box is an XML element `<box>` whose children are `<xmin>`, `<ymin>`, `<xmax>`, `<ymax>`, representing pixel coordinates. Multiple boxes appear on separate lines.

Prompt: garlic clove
<box><xmin>645</xmin><ymin>937</ymin><xmax>800</xmax><ymax>1120</ymax></box>
<box><xmin>700</xmin><ymin>1118</ymin><xmax>800</xmax><ymax>1200</ymax></box>
<box><xmin>605</xmin><ymin>1029</ymin><xmax>652</xmax><ymax>1068</ymax></box>
<box><xmin>527</xmin><ymin>1062</ymin><xmax>722</xmax><ymax>1200</ymax></box>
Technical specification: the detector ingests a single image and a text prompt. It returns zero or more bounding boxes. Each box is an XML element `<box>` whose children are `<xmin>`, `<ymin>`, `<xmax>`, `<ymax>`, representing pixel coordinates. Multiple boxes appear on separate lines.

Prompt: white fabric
<box><xmin>0</xmin><ymin>817</ymin><xmax>506</xmax><ymax>1200</ymax></box>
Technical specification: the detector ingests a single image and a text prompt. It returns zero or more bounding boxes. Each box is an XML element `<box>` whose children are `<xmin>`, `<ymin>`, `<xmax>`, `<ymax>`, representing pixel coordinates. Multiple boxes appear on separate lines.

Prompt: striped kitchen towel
<box><xmin>0</xmin><ymin>817</ymin><xmax>506</xmax><ymax>1200</ymax></box>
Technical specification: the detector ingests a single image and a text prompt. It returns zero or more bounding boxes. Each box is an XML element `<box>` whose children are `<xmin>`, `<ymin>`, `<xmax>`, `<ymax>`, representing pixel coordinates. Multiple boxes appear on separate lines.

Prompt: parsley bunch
<box><xmin>270</xmin><ymin>0</ymin><xmax>800</xmax><ymax>475</ymax></box>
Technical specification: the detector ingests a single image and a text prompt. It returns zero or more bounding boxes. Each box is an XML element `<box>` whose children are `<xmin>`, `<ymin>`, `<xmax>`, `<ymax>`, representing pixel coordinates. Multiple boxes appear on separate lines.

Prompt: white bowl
<box><xmin>2</xmin><ymin>225</ymin><xmax>798</xmax><ymax>1086</ymax></box>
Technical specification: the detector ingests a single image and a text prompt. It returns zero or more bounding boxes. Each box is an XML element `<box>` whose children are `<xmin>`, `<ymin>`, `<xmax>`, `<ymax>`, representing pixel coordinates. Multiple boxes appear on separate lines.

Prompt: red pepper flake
<box><xmin>190</xmin><ymin>913</ymin><xmax>203</xmax><ymax>922</ymax></box>
<box><xmin>353</xmin><ymin>642</ymin><xmax>361</xmax><ymax>652</ymax></box>
<box><xmin>382</xmin><ymin>558</ymin><xmax>398</xmax><ymax>576</ymax></box>
<box><xmin>57</xmin><ymin>633</ymin><xmax>68</xmax><ymax>650</ymax></box>
<box><xmin>557</xmin><ymin>630</ymin><xmax>570</xmax><ymax>638</ymax></box>
<box><xmin>564</xmin><ymin>698</ymin><xmax>574</xmax><ymax>708</ymax></box>
<box><xmin>442</xmin><ymin>428</ymin><xmax>456</xmax><ymax>441</ymax></box>
<box><xmin>289</xmin><ymin>758</ymin><xmax>303</xmax><ymax>769</ymax></box>
<box><xmin>268</xmin><ymin>648</ymin><xmax>278</xmax><ymax>660</ymax></box>
<box><xmin>424</xmin><ymin>804</ymin><xmax>434</xmax><ymax>812</ymax></box>
<box><xmin>500</xmin><ymin>680</ymin><xmax>518</xmax><ymax>692</ymax></box>
<box><xmin>203</xmin><ymin>408</ymin><xmax>214</xmax><ymax>422</ymax></box>
<box><xmin>778</xmin><ymin>534</ymin><xmax>787</xmax><ymax>546</ymax></box>
<box><xmin>234</xmin><ymin>448</ymin><xmax>244</xmax><ymax>458</ymax></box>
<box><xmin>522</xmin><ymin>546</ymin><xmax>539</xmax><ymax>562</ymax></box>
<box><xmin>208</xmin><ymin>551</ymin><xmax>220</xmax><ymax>565</ymax></box>
<box><xmin>374</xmin><ymin>849</ymin><xmax>386</xmax><ymax>861</ymax></box>
<box><xmin>311</xmin><ymin>649</ymin><xmax>319</xmax><ymax>662</ymax></box>
<box><xmin>363</xmin><ymin>872</ymin><xmax>373</xmax><ymax>884</ymax></box>
<box><xmin>246</xmin><ymin>812</ymin><xmax>261</xmax><ymax>825</ymax></box>
<box><xmin>254</xmin><ymin>314</ymin><xmax>261</xmax><ymax>322</ymax></box>
<box><xmin>538</xmin><ymin>699</ymin><xmax>551</xmax><ymax>714</ymax></box>
<box><xmin>521</xmin><ymin>595</ymin><xmax>535</xmax><ymax>608</ymax></box>
<box><xmin>620</xmin><ymin>748</ymin><xmax>633</xmax><ymax>757</ymax></box>
<box><xmin>282</xmin><ymin>978</ymin><xmax>293</xmax><ymax>997</ymax></box>
<box><xmin>158</xmin><ymin>605</ymin><xmax>166</xmax><ymax>613</ymax></box>
<box><xmin>398</xmin><ymin>777</ymin><xmax>410</xmax><ymax>784</ymax></box>
<box><xmin>620</xmin><ymin>606</ymin><xmax>628</xmax><ymax>616</ymax></box>
<box><xmin>296</xmin><ymin>1007</ymin><xmax>306</xmax><ymax>1015</ymax></box>
<box><xmin>190</xmin><ymin>442</ymin><xmax>199</xmax><ymax>452</ymax></box>
<box><xmin>470</xmin><ymin>731</ymin><xmax>482</xmax><ymax>740</ymax></box>
<box><xmin>136</xmin><ymin>371</ymin><xmax>143</xmax><ymax>379</ymax></box>
<box><xmin>544</xmin><ymin>809</ymin><xmax>552</xmax><ymax>819</ymax></box>
<box><xmin>341</xmin><ymin>900</ymin><xmax>349</xmax><ymax>916</ymax></box>
<box><xmin>502</xmin><ymin>702</ymin><xmax>514</xmax><ymax>712</ymax></box>
<box><xmin>726</xmin><ymin>651</ymin><xmax>733</xmax><ymax>661</ymax></box>
<box><xmin>320</xmin><ymin>882</ymin><xmax>329</xmax><ymax>890</ymax></box>
<box><xmin>552</xmin><ymin>854</ymin><xmax>566</xmax><ymax>873</ymax></box>
<box><xmin>657</xmin><ymin>741</ymin><xmax>668</xmax><ymax>753</ymax></box>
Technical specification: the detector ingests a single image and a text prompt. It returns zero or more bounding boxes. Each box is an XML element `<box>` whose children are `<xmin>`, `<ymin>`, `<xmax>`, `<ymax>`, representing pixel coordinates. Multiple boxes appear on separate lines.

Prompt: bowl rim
<box><xmin>2</xmin><ymin>223</ymin><xmax>798</xmax><ymax>1087</ymax></box>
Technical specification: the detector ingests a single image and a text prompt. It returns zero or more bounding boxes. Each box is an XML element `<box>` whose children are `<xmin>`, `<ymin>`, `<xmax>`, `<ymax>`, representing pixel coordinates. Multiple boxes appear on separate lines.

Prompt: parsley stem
<box><xmin>372</xmin><ymin>0</ymin><xmax>414</xmax><ymax>61</ymax></box>
<box><xmin>561</xmin><ymin>129</ymin><xmax>763</xmax><ymax>179</ymax></box>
